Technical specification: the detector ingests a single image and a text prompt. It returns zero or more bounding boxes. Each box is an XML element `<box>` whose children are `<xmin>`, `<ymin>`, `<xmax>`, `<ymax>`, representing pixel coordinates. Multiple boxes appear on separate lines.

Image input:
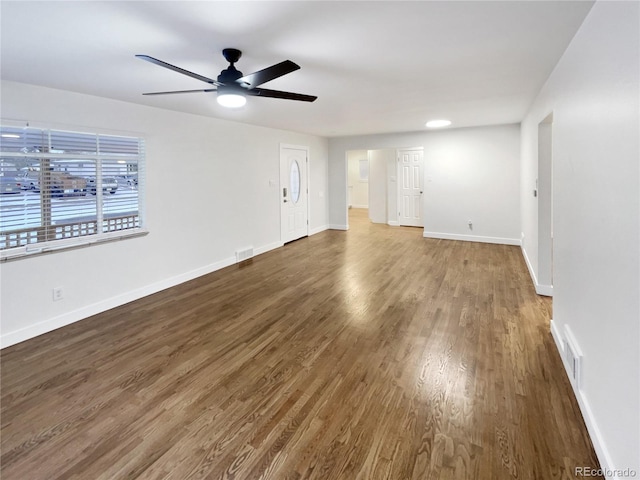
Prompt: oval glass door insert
<box><xmin>290</xmin><ymin>160</ymin><xmax>301</xmax><ymax>204</ymax></box>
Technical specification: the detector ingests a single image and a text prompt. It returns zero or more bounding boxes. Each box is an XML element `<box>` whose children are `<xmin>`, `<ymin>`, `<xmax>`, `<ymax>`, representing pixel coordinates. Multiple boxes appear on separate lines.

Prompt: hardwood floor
<box><xmin>1</xmin><ymin>208</ymin><xmax>601</xmax><ymax>479</ymax></box>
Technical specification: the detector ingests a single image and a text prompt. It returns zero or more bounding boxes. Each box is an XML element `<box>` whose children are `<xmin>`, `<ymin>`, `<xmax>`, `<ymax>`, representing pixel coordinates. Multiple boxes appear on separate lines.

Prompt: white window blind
<box><xmin>0</xmin><ymin>124</ymin><xmax>145</xmax><ymax>258</ymax></box>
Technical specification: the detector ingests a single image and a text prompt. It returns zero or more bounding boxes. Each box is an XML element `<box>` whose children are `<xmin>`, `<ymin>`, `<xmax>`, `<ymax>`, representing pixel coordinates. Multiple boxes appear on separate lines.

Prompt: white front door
<box><xmin>397</xmin><ymin>148</ymin><xmax>424</xmax><ymax>227</ymax></box>
<box><xmin>280</xmin><ymin>145</ymin><xmax>309</xmax><ymax>243</ymax></box>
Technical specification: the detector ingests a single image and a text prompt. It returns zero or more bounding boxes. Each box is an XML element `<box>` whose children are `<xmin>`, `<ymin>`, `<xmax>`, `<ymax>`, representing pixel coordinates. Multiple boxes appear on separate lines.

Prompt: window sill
<box><xmin>0</xmin><ymin>228</ymin><xmax>149</xmax><ymax>262</ymax></box>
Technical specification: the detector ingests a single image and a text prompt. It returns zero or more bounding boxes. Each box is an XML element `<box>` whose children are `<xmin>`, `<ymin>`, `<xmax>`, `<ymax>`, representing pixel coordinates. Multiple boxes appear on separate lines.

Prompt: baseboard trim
<box><xmin>537</xmin><ymin>284</ymin><xmax>553</xmax><ymax>296</ymax></box>
<box><xmin>1</xmin><ymin>240</ymin><xmax>283</xmax><ymax>349</ymax></box>
<box><xmin>521</xmin><ymin>244</ymin><xmax>553</xmax><ymax>297</ymax></box>
<box><xmin>522</xmin><ymin>243</ymin><xmax>539</xmax><ymax>286</ymax></box>
<box><xmin>309</xmin><ymin>224</ymin><xmax>329</xmax><ymax>236</ymax></box>
<box><xmin>423</xmin><ymin>231</ymin><xmax>521</xmax><ymax>246</ymax></box>
<box><xmin>350</xmin><ymin>205</ymin><xmax>368</xmax><ymax>209</ymax></box>
<box><xmin>550</xmin><ymin>319</ymin><xmax>618</xmax><ymax>479</ymax></box>
<box><xmin>387</xmin><ymin>221</ymin><xmax>399</xmax><ymax>226</ymax></box>
<box><xmin>254</xmin><ymin>241</ymin><xmax>284</xmax><ymax>256</ymax></box>
<box><xmin>329</xmin><ymin>224</ymin><xmax>349</xmax><ymax>231</ymax></box>
<box><xmin>550</xmin><ymin>318</ymin><xmax>563</xmax><ymax>352</ymax></box>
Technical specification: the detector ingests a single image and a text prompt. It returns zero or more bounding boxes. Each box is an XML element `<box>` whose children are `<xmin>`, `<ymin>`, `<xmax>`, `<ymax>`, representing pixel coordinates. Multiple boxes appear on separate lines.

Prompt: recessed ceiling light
<box><xmin>1</xmin><ymin>133</ymin><xmax>21</xmax><ymax>139</ymax></box>
<box><xmin>425</xmin><ymin>120</ymin><xmax>452</xmax><ymax>128</ymax></box>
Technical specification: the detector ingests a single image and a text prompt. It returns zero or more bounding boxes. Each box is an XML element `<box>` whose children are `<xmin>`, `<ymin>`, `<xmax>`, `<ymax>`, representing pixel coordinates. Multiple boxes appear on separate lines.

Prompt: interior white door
<box><xmin>397</xmin><ymin>148</ymin><xmax>424</xmax><ymax>227</ymax></box>
<box><xmin>280</xmin><ymin>146</ymin><xmax>308</xmax><ymax>243</ymax></box>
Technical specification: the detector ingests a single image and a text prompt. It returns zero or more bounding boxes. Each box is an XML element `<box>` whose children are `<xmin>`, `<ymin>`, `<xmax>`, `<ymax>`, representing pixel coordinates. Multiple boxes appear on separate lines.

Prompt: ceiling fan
<box><xmin>136</xmin><ymin>48</ymin><xmax>317</xmax><ymax>108</ymax></box>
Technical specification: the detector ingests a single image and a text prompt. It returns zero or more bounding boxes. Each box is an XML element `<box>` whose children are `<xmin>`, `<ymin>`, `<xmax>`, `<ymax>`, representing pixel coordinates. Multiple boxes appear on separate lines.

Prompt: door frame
<box><xmin>537</xmin><ymin>113</ymin><xmax>554</xmax><ymax>296</ymax></box>
<box><xmin>280</xmin><ymin>143</ymin><xmax>310</xmax><ymax>243</ymax></box>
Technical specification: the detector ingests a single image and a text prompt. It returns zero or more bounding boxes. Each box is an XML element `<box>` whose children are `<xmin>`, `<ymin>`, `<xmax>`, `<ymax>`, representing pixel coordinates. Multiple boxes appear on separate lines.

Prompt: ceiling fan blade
<box><xmin>142</xmin><ymin>89</ymin><xmax>217</xmax><ymax>96</ymax></box>
<box><xmin>247</xmin><ymin>88</ymin><xmax>317</xmax><ymax>102</ymax></box>
<box><xmin>136</xmin><ymin>55</ymin><xmax>222</xmax><ymax>86</ymax></box>
<box><xmin>237</xmin><ymin>60</ymin><xmax>300</xmax><ymax>88</ymax></box>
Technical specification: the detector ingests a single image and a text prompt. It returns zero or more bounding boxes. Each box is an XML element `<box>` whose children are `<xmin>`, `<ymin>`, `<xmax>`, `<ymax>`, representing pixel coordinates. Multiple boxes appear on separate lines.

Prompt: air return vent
<box><xmin>563</xmin><ymin>326</ymin><xmax>583</xmax><ymax>389</ymax></box>
<box><xmin>236</xmin><ymin>247</ymin><xmax>254</xmax><ymax>262</ymax></box>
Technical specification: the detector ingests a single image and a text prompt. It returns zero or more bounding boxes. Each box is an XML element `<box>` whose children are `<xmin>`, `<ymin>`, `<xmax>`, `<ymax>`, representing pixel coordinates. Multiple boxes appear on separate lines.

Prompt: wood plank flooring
<box><xmin>1</xmin><ymin>209</ymin><xmax>601</xmax><ymax>479</ymax></box>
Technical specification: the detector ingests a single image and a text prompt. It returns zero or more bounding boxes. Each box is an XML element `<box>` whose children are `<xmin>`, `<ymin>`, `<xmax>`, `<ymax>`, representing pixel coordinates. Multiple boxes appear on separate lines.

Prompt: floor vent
<box><xmin>236</xmin><ymin>247</ymin><xmax>254</xmax><ymax>262</ymax></box>
<box><xmin>563</xmin><ymin>326</ymin><xmax>583</xmax><ymax>389</ymax></box>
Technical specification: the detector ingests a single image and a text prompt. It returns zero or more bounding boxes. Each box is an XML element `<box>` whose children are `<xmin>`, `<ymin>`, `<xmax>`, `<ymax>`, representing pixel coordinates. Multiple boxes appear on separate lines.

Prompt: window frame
<box><xmin>0</xmin><ymin>123</ymin><xmax>147</xmax><ymax>261</ymax></box>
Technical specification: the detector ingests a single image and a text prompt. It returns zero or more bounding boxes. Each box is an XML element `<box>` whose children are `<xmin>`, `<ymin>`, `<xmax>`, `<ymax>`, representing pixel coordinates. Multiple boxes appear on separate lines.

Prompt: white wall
<box><xmin>328</xmin><ymin>124</ymin><xmax>521</xmax><ymax>244</ymax></box>
<box><xmin>521</xmin><ymin>2</ymin><xmax>639</xmax><ymax>475</ymax></box>
<box><xmin>0</xmin><ymin>81</ymin><xmax>329</xmax><ymax>347</ymax></box>
<box><xmin>386</xmin><ymin>151</ymin><xmax>398</xmax><ymax>226</ymax></box>
<box><xmin>422</xmin><ymin>126</ymin><xmax>520</xmax><ymax>243</ymax></box>
<box><xmin>367</xmin><ymin>149</ymin><xmax>393</xmax><ymax>224</ymax></box>
<box><xmin>347</xmin><ymin>150</ymin><xmax>368</xmax><ymax>208</ymax></box>
<box><xmin>537</xmin><ymin>117</ymin><xmax>553</xmax><ymax>294</ymax></box>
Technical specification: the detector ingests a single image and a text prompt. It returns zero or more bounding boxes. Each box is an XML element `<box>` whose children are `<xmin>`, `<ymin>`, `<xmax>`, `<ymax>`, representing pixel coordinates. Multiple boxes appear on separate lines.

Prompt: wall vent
<box><xmin>236</xmin><ymin>247</ymin><xmax>254</xmax><ymax>262</ymax></box>
<box><xmin>563</xmin><ymin>326</ymin><xmax>583</xmax><ymax>389</ymax></box>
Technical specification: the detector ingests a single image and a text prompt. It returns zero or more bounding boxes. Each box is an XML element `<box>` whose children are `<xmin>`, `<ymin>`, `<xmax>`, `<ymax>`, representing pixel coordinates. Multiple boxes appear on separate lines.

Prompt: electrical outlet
<box><xmin>468</xmin><ymin>220</ymin><xmax>473</xmax><ymax>230</ymax></box>
<box><xmin>52</xmin><ymin>287</ymin><xmax>64</xmax><ymax>301</ymax></box>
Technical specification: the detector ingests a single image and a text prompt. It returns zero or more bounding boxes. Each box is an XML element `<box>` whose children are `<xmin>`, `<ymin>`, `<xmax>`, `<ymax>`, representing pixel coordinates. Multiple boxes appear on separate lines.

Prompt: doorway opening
<box><xmin>346</xmin><ymin>147</ymin><xmax>424</xmax><ymax>229</ymax></box>
<box><xmin>537</xmin><ymin>113</ymin><xmax>554</xmax><ymax>297</ymax></box>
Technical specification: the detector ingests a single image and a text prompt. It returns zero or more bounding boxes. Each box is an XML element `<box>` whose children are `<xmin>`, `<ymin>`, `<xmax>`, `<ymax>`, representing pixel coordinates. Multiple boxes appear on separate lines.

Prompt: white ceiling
<box><xmin>1</xmin><ymin>1</ymin><xmax>594</xmax><ymax>137</ymax></box>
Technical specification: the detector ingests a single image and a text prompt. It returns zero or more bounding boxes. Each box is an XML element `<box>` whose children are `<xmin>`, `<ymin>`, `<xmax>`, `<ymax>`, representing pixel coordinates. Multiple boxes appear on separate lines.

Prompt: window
<box><xmin>358</xmin><ymin>158</ymin><xmax>369</xmax><ymax>182</ymax></box>
<box><xmin>0</xmin><ymin>124</ymin><xmax>145</xmax><ymax>259</ymax></box>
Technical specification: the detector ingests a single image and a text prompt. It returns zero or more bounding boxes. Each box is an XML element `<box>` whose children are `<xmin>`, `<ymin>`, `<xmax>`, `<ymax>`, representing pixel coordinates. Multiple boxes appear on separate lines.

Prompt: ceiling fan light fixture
<box><xmin>426</xmin><ymin>119</ymin><xmax>452</xmax><ymax>128</ymax></box>
<box><xmin>137</xmin><ymin>50</ymin><xmax>316</xmax><ymax>104</ymax></box>
<box><xmin>217</xmin><ymin>92</ymin><xmax>247</xmax><ymax>108</ymax></box>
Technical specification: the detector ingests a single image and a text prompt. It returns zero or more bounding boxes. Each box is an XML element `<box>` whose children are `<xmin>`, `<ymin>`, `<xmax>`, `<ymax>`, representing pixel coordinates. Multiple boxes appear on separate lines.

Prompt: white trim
<box><xmin>1</xmin><ymin>117</ymin><xmax>146</xmax><ymax>138</ymax></box>
<box><xmin>537</xmin><ymin>284</ymin><xmax>553</xmax><ymax>296</ymax></box>
<box><xmin>522</xmin><ymin>242</ymin><xmax>539</xmax><ymax>284</ymax></box>
<box><xmin>0</xmin><ymin>255</ymin><xmax>226</xmax><ymax>348</ymax></box>
<box><xmin>1</xmin><ymin>228</ymin><xmax>148</xmax><ymax>262</ymax></box>
<box><xmin>1</xmin><ymin>239</ymin><xmax>280</xmax><ymax>349</ymax></box>
<box><xmin>549</xmin><ymin>319</ymin><xmax>618</xmax><ymax>479</ymax></box>
<box><xmin>521</xmin><ymin>240</ymin><xmax>554</xmax><ymax>297</ymax></box>
<box><xmin>309</xmin><ymin>224</ymin><xmax>329</xmax><ymax>236</ymax></box>
<box><xmin>344</xmin><ymin>150</ymin><xmax>350</xmax><ymax>234</ymax></box>
<box><xmin>350</xmin><ymin>204</ymin><xmax>368</xmax><ymax>209</ymax></box>
<box><xmin>550</xmin><ymin>318</ymin><xmax>563</xmax><ymax>354</ymax></box>
<box><xmin>387</xmin><ymin>221</ymin><xmax>399</xmax><ymax>227</ymax></box>
<box><xmin>423</xmin><ymin>231</ymin><xmax>521</xmax><ymax>246</ymax></box>
<box><xmin>254</xmin><ymin>241</ymin><xmax>283</xmax><ymax>256</ymax></box>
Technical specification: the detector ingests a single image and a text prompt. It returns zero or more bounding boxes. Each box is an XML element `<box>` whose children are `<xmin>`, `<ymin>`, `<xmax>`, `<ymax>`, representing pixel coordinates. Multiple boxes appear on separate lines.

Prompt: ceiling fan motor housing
<box><xmin>217</xmin><ymin>65</ymin><xmax>244</xmax><ymax>86</ymax></box>
<box><xmin>218</xmin><ymin>49</ymin><xmax>245</xmax><ymax>91</ymax></box>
